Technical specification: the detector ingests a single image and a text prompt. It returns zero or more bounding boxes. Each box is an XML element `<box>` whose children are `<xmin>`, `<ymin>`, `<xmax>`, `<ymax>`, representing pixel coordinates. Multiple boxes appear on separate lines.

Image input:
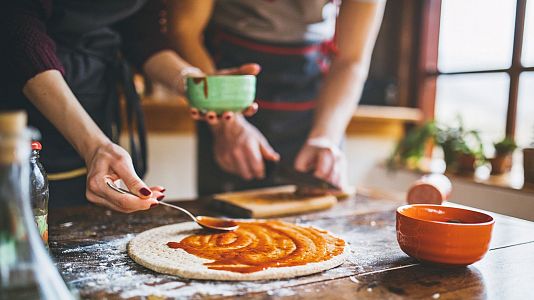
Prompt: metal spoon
<box><xmin>106</xmin><ymin>181</ymin><xmax>239</xmax><ymax>231</ymax></box>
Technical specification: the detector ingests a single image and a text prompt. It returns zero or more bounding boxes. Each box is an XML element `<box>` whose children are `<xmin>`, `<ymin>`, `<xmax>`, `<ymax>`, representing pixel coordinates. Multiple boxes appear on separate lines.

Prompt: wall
<box><xmin>121</xmin><ymin>134</ymin><xmax>197</xmax><ymax>199</ymax></box>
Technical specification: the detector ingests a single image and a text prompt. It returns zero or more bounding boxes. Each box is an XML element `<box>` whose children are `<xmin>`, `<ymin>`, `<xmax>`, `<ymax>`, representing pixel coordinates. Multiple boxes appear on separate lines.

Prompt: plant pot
<box><xmin>524</xmin><ymin>148</ymin><xmax>534</xmax><ymax>185</ymax></box>
<box><xmin>490</xmin><ymin>153</ymin><xmax>513</xmax><ymax>175</ymax></box>
<box><xmin>453</xmin><ymin>153</ymin><xmax>477</xmax><ymax>174</ymax></box>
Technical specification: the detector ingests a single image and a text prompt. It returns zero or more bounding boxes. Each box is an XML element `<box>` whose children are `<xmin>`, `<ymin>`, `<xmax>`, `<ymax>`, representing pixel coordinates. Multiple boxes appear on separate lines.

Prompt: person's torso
<box><xmin>35</xmin><ymin>0</ymin><xmax>150</xmax><ymax>174</ymax></box>
<box><xmin>47</xmin><ymin>0</ymin><xmax>146</xmax><ymax>41</ymax></box>
<box><xmin>212</xmin><ymin>0</ymin><xmax>337</xmax><ymax>43</ymax></box>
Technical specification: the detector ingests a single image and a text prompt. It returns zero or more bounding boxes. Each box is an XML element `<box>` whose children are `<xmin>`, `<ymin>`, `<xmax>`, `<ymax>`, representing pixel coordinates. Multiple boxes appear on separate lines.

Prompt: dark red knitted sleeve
<box><xmin>1</xmin><ymin>0</ymin><xmax>65</xmax><ymax>91</ymax></box>
<box><xmin>113</xmin><ymin>0</ymin><xmax>172</xmax><ymax>70</ymax></box>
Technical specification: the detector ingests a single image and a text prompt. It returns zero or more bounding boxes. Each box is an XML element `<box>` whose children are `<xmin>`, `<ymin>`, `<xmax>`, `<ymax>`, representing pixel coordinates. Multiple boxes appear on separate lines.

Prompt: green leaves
<box><xmin>388</xmin><ymin>117</ymin><xmax>487</xmax><ymax>170</ymax></box>
<box><xmin>494</xmin><ymin>137</ymin><xmax>518</xmax><ymax>155</ymax></box>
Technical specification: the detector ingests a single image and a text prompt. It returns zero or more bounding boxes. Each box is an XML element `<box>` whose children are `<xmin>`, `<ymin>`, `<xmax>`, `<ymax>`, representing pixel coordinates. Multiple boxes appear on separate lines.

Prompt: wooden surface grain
<box><xmin>48</xmin><ymin>193</ymin><xmax>534</xmax><ymax>299</ymax></box>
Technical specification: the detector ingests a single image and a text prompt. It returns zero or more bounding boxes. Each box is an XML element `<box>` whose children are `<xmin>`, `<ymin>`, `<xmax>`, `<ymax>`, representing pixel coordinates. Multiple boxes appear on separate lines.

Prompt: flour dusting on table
<box><xmin>52</xmin><ymin>216</ymin><xmax>412</xmax><ymax>299</ymax></box>
<box><xmin>53</xmin><ymin>234</ymin><xmax>349</xmax><ymax>298</ymax></box>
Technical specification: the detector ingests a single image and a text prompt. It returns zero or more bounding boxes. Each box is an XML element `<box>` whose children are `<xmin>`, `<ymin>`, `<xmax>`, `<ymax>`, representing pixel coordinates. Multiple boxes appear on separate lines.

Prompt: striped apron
<box><xmin>197</xmin><ymin>27</ymin><xmax>337</xmax><ymax>195</ymax></box>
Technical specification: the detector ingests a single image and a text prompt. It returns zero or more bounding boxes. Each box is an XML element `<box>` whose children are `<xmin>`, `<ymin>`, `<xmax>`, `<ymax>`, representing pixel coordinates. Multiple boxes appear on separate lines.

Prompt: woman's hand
<box><xmin>84</xmin><ymin>142</ymin><xmax>164</xmax><ymax>213</ymax></box>
<box><xmin>23</xmin><ymin>70</ymin><xmax>166</xmax><ymax>214</ymax></box>
<box><xmin>211</xmin><ymin>115</ymin><xmax>279</xmax><ymax>180</ymax></box>
<box><xmin>294</xmin><ymin>137</ymin><xmax>347</xmax><ymax>189</ymax></box>
<box><xmin>189</xmin><ymin>63</ymin><xmax>261</xmax><ymax>124</ymax></box>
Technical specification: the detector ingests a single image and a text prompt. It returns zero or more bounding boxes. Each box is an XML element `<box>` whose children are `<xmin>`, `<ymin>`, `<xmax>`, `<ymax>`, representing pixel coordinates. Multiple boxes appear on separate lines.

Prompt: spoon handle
<box><xmin>157</xmin><ymin>201</ymin><xmax>197</xmax><ymax>222</ymax></box>
<box><xmin>106</xmin><ymin>181</ymin><xmax>197</xmax><ymax>222</ymax></box>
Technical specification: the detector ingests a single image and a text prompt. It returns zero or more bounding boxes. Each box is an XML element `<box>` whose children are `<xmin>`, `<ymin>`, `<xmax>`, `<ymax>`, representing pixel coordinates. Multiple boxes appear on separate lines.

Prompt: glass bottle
<box><xmin>0</xmin><ymin>111</ymin><xmax>73</xmax><ymax>300</ymax></box>
<box><xmin>30</xmin><ymin>141</ymin><xmax>49</xmax><ymax>247</ymax></box>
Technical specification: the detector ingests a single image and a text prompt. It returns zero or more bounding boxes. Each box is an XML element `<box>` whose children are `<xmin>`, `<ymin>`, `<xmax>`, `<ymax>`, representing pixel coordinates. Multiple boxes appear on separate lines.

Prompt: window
<box><xmin>522</xmin><ymin>0</ymin><xmax>534</xmax><ymax>66</ymax></box>
<box><xmin>435</xmin><ymin>73</ymin><xmax>509</xmax><ymax>142</ymax></box>
<box><xmin>416</xmin><ymin>0</ymin><xmax>532</xmax><ymax>146</ymax></box>
<box><xmin>438</xmin><ymin>0</ymin><xmax>516</xmax><ymax>72</ymax></box>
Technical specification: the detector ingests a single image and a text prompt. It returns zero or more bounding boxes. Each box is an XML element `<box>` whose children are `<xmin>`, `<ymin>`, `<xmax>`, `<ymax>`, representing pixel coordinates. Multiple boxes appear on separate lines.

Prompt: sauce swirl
<box><xmin>167</xmin><ymin>220</ymin><xmax>345</xmax><ymax>273</ymax></box>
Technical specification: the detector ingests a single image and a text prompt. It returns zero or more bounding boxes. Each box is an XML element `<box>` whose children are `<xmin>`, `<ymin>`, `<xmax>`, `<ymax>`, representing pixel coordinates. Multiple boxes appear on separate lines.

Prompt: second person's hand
<box><xmin>211</xmin><ymin>115</ymin><xmax>279</xmax><ymax>180</ymax></box>
<box><xmin>294</xmin><ymin>137</ymin><xmax>348</xmax><ymax>189</ymax></box>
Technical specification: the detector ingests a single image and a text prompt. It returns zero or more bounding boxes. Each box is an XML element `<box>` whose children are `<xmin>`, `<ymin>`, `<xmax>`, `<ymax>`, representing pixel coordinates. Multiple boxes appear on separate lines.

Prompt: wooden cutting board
<box><xmin>211</xmin><ymin>185</ymin><xmax>337</xmax><ymax>218</ymax></box>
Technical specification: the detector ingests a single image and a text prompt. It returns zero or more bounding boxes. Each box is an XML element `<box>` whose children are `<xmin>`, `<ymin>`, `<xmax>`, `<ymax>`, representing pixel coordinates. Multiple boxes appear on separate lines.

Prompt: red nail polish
<box><xmin>208</xmin><ymin>115</ymin><xmax>215</xmax><ymax>120</ymax></box>
<box><xmin>157</xmin><ymin>195</ymin><xmax>165</xmax><ymax>201</ymax></box>
<box><xmin>150</xmin><ymin>203</ymin><xmax>158</xmax><ymax>208</ymax></box>
<box><xmin>224</xmin><ymin>115</ymin><xmax>232</xmax><ymax>120</ymax></box>
<box><xmin>161</xmin><ymin>188</ymin><xmax>166</xmax><ymax>192</ymax></box>
<box><xmin>140</xmin><ymin>187</ymin><xmax>151</xmax><ymax>196</ymax></box>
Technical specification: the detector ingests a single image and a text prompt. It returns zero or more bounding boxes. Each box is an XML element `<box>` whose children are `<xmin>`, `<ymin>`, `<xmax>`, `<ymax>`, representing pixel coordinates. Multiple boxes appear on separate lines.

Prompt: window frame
<box><xmin>415</xmin><ymin>0</ymin><xmax>531</xmax><ymax>139</ymax></box>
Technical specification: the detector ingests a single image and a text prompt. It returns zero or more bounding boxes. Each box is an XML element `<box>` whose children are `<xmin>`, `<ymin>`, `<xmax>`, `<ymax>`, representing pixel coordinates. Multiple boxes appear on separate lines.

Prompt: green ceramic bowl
<box><xmin>186</xmin><ymin>75</ymin><xmax>256</xmax><ymax>113</ymax></box>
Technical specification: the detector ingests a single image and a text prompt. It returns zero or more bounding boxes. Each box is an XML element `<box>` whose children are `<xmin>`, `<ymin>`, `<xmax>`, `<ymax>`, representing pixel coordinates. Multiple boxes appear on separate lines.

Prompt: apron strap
<box><xmin>119</xmin><ymin>60</ymin><xmax>148</xmax><ymax>178</ymax></box>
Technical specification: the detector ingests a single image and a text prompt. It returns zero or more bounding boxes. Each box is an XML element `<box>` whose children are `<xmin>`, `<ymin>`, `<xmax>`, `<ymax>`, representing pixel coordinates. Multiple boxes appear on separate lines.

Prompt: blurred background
<box><xmin>134</xmin><ymin>0</ymin><xmax>534</xmax><ymax>219</ymax></box>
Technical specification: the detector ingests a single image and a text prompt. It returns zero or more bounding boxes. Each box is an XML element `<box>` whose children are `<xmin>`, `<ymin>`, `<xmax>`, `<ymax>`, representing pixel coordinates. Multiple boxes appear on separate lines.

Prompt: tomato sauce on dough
<box><xmin>167</xmin><ymin>220</ymin><xmax>345</xmax><ymax>273</ymax></box>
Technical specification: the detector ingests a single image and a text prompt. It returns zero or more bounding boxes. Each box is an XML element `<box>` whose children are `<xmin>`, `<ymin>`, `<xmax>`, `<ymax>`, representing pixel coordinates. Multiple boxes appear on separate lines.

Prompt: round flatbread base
<box><xmin>128</xmin><ymin>221</ymin><xmax>348</xmax><ymax>281</ymax></box>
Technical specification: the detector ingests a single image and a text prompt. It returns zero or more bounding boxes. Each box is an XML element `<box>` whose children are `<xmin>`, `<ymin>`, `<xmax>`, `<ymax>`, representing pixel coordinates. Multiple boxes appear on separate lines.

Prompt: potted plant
<box><xmin>436</xmin><ymin>123</ymin><xmax>485</xmax><ymax>174</ymax></box>
<box><xmin>387</xmin><ymin>121</ymin><xmax>437</xmax><ymax>170</ymax></box>
<box><xmin>388</xmin><ymin>118</ymin><xmax>486</xmax><ymax>174</ymax></box>
<box><xmin>524</xmin><ymin>128</ymin><xmax>534</xmax><ymax>185</ymax></box>
<box><xmin>489</xmin><ymin>137</ymin><xmax>517</xmax><ymax>175</ymax></box>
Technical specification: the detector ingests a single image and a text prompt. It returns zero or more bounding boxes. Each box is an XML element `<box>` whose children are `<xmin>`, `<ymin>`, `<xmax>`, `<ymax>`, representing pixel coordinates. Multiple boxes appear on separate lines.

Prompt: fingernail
<box><xmin>208</xmin><ymin>115</ymin><xmax>215</xmax><ymax>120</ymax></box>
<box><xmin>150</xmin><ymin>203</ymin><xmax>159</xmax><ymax>208</ymax></box>
<box><xmin>224</xmin><ymin>115</ymin><xmax>232</xmax><ymax>120</ymax></box>
<box><xmin>161</xmin><ymin>188</ymin><xmax>166</xmax><ymax>192</ymax></box>
<box><xmin>140</xmin><ymin>187</ymin><xmax>151</xmax><ymax>196</ymax></box>
<box><xmin>157</xmin><ymin>195</ymin><xmax>165</xmax><ymax>201</ymax></box>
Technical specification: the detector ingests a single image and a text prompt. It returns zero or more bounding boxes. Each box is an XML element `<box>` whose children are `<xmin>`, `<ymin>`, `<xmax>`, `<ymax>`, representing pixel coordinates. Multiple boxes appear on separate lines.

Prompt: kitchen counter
<box><xmin>49</xmin><ymin>192</ymin><xmax>534</xmax><ymax>299</ymax></box>
<box><xmin>139</xmin><ymin>94</ymin><xmax>422</xmax><ymax>139</ymax></box>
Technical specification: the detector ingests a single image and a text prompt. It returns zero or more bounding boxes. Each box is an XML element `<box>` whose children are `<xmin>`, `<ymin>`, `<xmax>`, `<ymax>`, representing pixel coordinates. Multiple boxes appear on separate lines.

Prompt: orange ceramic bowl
<box><xmin>396</xmin><ymin>204</ymin><xmax>494</xmax><ymax>266</ymax></box>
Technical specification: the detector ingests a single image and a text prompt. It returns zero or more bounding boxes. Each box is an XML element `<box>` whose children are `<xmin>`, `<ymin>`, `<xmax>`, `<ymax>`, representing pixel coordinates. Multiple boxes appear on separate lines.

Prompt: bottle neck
<box><xmin>30</xmin><ymin>149</ymin><xmax>40</xmax><ymax>162</ymax></box>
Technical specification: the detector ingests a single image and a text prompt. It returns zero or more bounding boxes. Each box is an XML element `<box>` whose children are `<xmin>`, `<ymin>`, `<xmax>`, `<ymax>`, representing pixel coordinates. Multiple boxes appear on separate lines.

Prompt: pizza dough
<box><xmin>128</xmin><ymin>220</ymin><xmax>348</xmax><ymax>281</ymax></box>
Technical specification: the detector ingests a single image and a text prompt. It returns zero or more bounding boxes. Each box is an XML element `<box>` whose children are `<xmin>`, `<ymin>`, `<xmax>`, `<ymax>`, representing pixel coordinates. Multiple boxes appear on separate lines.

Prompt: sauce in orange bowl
<box><xmin>396</xmin><ymin>204</ymin><xmax>494</xmax><ymax>266</ymax></box>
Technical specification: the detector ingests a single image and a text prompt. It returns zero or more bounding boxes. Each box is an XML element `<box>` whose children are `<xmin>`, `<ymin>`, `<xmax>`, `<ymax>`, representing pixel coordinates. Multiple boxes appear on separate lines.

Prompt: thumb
<box><xmin>238</xmin><ymin>63</ymin><xmax>261</xmax><ymax>75</ymax></box>
<box><xmin>259</xmin><ymin>140</ymin><xmax>280</xmax><ymax>162</ymax></box>
<box><xmin>294</xmin><ymin>149</ymin><xmax>314</xmax><ymax>173</ymax></box>
<box><xmin>217</xmin><ymin>63</ymin><xmax>261</xmax><ymax>76</ymax></box>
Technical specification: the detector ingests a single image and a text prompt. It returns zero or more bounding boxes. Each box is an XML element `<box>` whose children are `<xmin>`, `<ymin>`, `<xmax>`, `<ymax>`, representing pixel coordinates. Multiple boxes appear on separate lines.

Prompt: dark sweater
<box><xmin>0</xmin><ymin>0</ymin><xmax>170</xmax><ymax>93</ymax></box>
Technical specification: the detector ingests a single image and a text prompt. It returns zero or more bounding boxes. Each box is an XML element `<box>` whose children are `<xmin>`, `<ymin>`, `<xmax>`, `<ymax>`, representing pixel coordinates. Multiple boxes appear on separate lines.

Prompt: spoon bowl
<box><xmin>106</xmin><ymin>181</ymin><xmax>239</xmax><ymax>232</ymax></box>
<box><xmin>195</xmin><ymin>216</ymin><xmax>239</xmax><ymax>231</ymax></box>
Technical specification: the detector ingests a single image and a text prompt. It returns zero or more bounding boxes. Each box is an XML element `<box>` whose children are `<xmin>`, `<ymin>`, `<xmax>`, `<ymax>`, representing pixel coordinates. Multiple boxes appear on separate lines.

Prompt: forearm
<box><xmin>310</xmin><ymin>59</ymin><xmax>369</xmax><ymax>144</ymax></box>
<box><xmin>168</xmin><ymin>0</ymin><xmax>216</xmax><ymax>74</ymax></box>
<box><xmin>142</xmin><ymin>50</ymin><xmax>203</xmax><ymax>95</ymax></box>
<box><xmin>309</xmin><ymin>0</ymin><xmax>385</xmax><ymax>144</ymax></box>
<box><xmin>22</xmin><ymin>70</ymin><xmax>110</xmax><ymax>161</ymax></box>
<box><xmin>171</xmin><ymin>33</ymin><xmax>216</xmax><ymax>74</ymax></box>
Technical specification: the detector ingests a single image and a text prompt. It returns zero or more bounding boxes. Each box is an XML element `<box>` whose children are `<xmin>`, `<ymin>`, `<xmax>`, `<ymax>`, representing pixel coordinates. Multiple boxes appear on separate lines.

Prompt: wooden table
<box><xmin>49</xmin><ymin>193</ymin><xmax>534</xmax><ymax>299</ymax></box>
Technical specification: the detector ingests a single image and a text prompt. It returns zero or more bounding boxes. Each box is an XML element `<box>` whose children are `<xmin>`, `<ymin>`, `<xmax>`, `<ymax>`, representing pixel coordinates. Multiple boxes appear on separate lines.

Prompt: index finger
<box><xmin>94</xmin><ymin>191</ymin><xmax>156</xmax><ymax>213</ymax></box>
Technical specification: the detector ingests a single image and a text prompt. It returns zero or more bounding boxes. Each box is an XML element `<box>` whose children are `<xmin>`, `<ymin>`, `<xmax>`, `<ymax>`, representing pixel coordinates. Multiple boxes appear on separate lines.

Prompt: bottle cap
<box><xmin>0</xmin><ymin>111</ymin><xmax>28</xmax><ymax>164</ymax></box>
<box><xmin>31</xmin><ymin>141</ymin><xmax>42</xmax><ymax>150</ymax></box>
<box><xmin>0</xmin><ymin>111</ymin><xmax>26</xmax><ymax>135</ymax></box>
